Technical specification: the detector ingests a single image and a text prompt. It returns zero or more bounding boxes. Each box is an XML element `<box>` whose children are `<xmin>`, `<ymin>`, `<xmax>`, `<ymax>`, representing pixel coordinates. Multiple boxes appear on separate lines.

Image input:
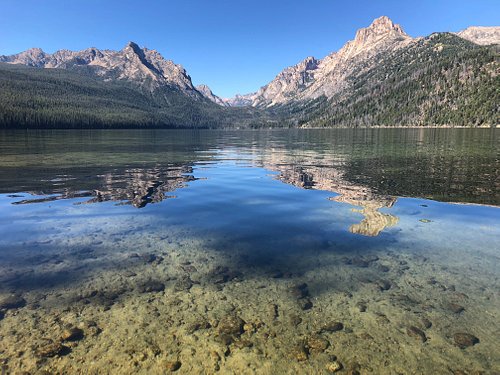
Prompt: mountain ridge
<box><xmin>0</xmin><ymin>16</ymin><xmax>498</xmax><ymax>128</ymax></box>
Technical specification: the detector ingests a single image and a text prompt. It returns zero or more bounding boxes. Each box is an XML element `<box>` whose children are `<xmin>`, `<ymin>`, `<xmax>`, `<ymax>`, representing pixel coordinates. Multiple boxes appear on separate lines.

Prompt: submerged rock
<box><xmin>0</xmin><ymin>295</ymin><xmax>26</xmax><ymax>310</ymax></box>
<box><xmin>307</xmin><ymin>335</ymin><xmax>330</xmax><ymax>352</ymax></box>
<box><xmin>61</xmin><ymin>327</ymin><xmax>84</xmax><ymax>341</ymax></box>
<box><xmin>298</xmin><ymin>298</ymin><xmax>313</xmax><ymax>310</ymax></box>
<box><xmin>407</xmin><ymin>326</ymin><xmax>427</xmax><ymax>342</ymax></box>
<box><xmin>209</xmin><ymin>266</ymin><xmax>242</xmax><ymax>284</ymax></box>
<box><xmin>453</xmin><ymin>333</ymin><xmax>479</xmax><ymax>349</ymax></box>
<box><xmin>185</xmin><ymin>319</ymin><xmax>211</xmax><ymax>334</ymax></box>
<box><xmin>218</xmin><ymin>315</ymin><xmax>244</xmax><ymax>336</ymax></box>
<box><xmin>356</xmin><ymin>302</ymin><xmax>367</xmax><ymax>312</ymax></box>
<box><xmin>174</xmin><ymin>276</ymin><xmax>193</xmax><ymax>292</ymax></box>
<box><xmin>326</xmin><ymin>361</ymin><xmax>343</xmax><ymax>373</ymax></box>
<box><xmin>290</xmin><ymin>283</ymin><xmax>309</xmax><ymax>299</ymax></box>
<box><xmin>376</xmin><ymin>279</ymin><xmax>392</xmax><ymax>291</ymax></box>
<box><xmin>446</xmin><ymin>303</ymin><xmax>465</xmax><ymax>314</ymax></box>
<box><xmin>421</xmin><ymin>318</ymin><xmax>432</xmax><ymax>329</ymax></box>
<box><xmin>138</xmin><ymin>280</ymin><xmax>165</xmax><ymax>293</ymax></box>
<box><xmin>36</xmin><ymin>340</ymin><xmax>69</xmax><ymax>358</ymax></box>
<box><xmin>165</xmin><ymin>360</ymin><xmax>181</xmax><ymax>372</ymax></box>
<box><xmin>320</xmin><ymin>321</ymin><xmax>344</xmax><ymax>333</ymax></box>
<box><xmin>290</xmin><ymin>315</ymin><xmax>302</xmax><ymax>327</ymax></box>
<box><xmin>291</xmin><ymin>343</ymin><xmax>309</xmax><ymax>361</ymax></box>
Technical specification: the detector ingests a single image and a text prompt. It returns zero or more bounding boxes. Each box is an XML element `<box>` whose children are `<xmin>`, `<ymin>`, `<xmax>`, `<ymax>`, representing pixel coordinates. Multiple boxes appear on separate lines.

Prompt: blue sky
<box><xmin>1</xmin><ymin>0</ymin><xmax>499</xmax><ymax>97</ymax></box>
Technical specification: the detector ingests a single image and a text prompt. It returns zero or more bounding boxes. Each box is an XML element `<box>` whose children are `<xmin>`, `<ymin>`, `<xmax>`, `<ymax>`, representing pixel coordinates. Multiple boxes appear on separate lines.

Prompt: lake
<box><xmin>0</xmin><ymin>128</ymin><xmax>499</xmax><ymax>374</ymax></box>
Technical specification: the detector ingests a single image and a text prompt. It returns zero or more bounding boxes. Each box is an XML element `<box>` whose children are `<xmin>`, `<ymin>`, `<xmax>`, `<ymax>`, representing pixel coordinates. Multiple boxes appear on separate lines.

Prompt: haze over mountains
<box><xmin>0</xmin><ymin>16</ymin><xmax>498</xmax><ymax>128</ymax></box>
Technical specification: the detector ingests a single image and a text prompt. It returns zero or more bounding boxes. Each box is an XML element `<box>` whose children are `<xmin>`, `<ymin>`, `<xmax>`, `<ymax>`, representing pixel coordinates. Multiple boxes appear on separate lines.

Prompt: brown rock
<box><xmin>291</xmin><ymin>343</ymin><xmax>308</xmax><ymax>361</ymax></box>
<box><xmin>326</xmin><ymin>361</ymin><xmax>343</xmax><ymax>372</ymax></box>
<box><xmin>218</xmin><ymin>315</ymin><xmax>244</xmax><ymax>336</ymax></box>
<box><xmin>165</xmin><ymin>360</ymin><xmax>181</xmax><ymax>372</ymax></box>
<box><xmin>36</xmin><ymin>341</ymin><xmax>68</xmax><ymax>358</ymax></box>
<box><xmin>453</xmin><ymin>333</ymin><xmax>479</xmax><ymax>349</ymax></box>
<box><xmin>174</xmin><ymin>276</ymin><xmax>193</xmax><ymax>292</ymax></box>
<box><xmin>320</xmin><ymin>321</ymin><xmax>344</xmax><ymax>333</ymax></box>
<box><xmin>446</xmin><ymin>303</ymin><xmax>465</xmax><ymax>314</ymax></box>
<box><xmin>290</xmin><ymin>283</ymin><xmax>309</xmax><ymax>299</ymax></box>
<box><xmin>298</xmin><ymin>298</ymin><xmax>313</xmax><ymax>310</ymax></box>
<box><xmin>61</xmin><ymin>327</ymin><xmax>84</xmax><ymax>341</ymax></box>
<box><xmin>307</xmin><ymin>335</ymin><xmax>330</xmax><ymax>352</ymax></box>
<box><xmin>138</xmin><ymin>280</ymin><xmax>165</xmax><ymax>293</ymax></box>
<box><xmin>407</xmin><ymin>326</ymin><xmax>427</xmax><ymax>342</ymax></box>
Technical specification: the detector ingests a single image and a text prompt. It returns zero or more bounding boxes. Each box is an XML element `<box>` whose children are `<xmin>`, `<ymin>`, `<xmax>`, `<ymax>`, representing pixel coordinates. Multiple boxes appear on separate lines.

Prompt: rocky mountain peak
<box><xmin>456</xmin><ymin>26</ymin><xmax>500</xmax><ymax>45</ymax></box>
<box><xmin>0</xmin><ymin>42</ymin><xmax>203</xmax><ymax>100</ymax></box>
<box><xmin>195</xmin><ymin>84</ymin><xmax>227</xmax><ymax>106</ymax></box>
<box><xmin>353</xmin><ymin>16</ymin><xmax>408</xmax><ymax>46</ymax></box>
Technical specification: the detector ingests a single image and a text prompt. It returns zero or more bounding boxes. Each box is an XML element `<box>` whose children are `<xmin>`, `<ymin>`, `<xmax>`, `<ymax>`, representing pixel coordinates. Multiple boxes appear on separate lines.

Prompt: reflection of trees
<box><xmin>12</xmin><ymin>166</ymin><xmax>196</xmax><ymax>208</ymax></box>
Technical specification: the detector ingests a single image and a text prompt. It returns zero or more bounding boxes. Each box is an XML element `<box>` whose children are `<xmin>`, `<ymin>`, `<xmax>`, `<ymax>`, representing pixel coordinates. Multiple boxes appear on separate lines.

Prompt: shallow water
<box><xmin>0</xmin><ymin>128</ymin><xmax>499</xmax><ymax>374</ymax></box>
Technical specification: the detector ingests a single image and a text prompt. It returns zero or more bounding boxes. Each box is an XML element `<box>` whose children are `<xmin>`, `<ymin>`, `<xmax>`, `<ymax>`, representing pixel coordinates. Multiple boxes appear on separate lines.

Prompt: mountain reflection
<box><xmin>1</xmin><ymin>129</ymin><xmax>498</xmax><ymax>237</ymax></box>
<box><xmin>11</xmin><ymin>166</ymin><xmax>196</xmax><ymax>208</ymax></box>
<box><xmin>259</xmin><ymin>157</ymin><xmax>399</xmax><ymax>236</ymax></box>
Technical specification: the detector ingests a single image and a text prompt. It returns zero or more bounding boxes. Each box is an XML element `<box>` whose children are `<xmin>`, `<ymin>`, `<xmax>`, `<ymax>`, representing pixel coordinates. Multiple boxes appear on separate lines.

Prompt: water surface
<box><xmin>0</xmin><ymin>129</ymin><xmax>498</xmax><ymax>374</ymax></box>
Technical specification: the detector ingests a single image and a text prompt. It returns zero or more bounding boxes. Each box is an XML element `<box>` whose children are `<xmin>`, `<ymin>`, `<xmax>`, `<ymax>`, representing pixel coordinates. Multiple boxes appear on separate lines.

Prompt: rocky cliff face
<box><xmin>0</xmin><ymin>42</ymin><xmax>203</xmax><ymax>99</ymax></box>
<box><xmin>456</xmin><ymin>26</ymin><xmax>500</xmax><ymax>46</ymax></box>
<box><xmin>229</xmin><ymin>16</ymin><xmax>414</xmax><ymax>107</ymax></box>
<box><xmin>196</xmin><ymin>84</ymin><xmax>228</xmax><ymax>106</ymax></box>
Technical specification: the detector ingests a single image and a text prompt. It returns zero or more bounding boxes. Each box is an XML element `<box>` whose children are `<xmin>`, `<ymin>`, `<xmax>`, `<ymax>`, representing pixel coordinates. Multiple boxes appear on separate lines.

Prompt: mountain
<box><xmin>281</xmin><ymin>32</ymin><xmax>499</xmax><ymax>127</ymax></box>
<box><xmin>222</xmin><ymin>93</ymin><xmax>255</xmax><ymax>107</ymax></box>
<box><xmin>456</xmin><ymin>26</ymin><xmax>500</xmax><ymax>45</ymax></box>
<box><xmin>0</xmin><ymin>17</ymin><xmax>498</xmax><ymax>128</ymax></box>
<box><xmin>231</xmin><ymin>16</ymin><xmax>415</xmax><ymax>108</ymax></box>
<box><xmin>195</xmin><ymin>84</ymin><xmax>228</xmax><ymax>106</ymax></box>
<box><xmin>0</xmin><ymin>42</ymin><xmax>203</xmax><ymax>99</ymax></box>
<box><xmin>0</xmin><ymin>42</ymin><xmax>274</xmax><ymax>128</ymax></box>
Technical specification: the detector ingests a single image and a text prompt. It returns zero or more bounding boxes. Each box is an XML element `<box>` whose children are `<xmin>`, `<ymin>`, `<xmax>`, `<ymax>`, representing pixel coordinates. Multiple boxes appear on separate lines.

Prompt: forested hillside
<box><xmin>284</xmin><ymin>34</ymin><xmax>499</xmax><ymax>127</ymax></box>
<box><xmin>0</xmin><ymin>63</ymin><xmax>268</xmax><ymax>128</ymax></box>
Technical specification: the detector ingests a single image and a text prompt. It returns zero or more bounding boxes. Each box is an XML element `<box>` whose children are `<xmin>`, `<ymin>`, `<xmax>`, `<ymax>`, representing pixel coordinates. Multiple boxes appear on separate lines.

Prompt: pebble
<box><xmin>307</xmin><ymin>335</ymin><xmax>330</xmax><ymax>352</ymax></box>
<box><xmin>0</xmin><ymin>295</ymin><xmax>26</xmax><ymax>310</ymax></box>
<box><xmin>320</xmin><ymin>321</ymin><xmax>344</xmax><ymax>333</ymax></box>
<box><xmin>407</xmin><ymin>326</ymin><xmax>427</xmax><ymax>342</ymax></box>
<box><xmin>186</xmin><ymin>319</ymin><xmax>211</xmax><ymax>334</ymax></box>
<box><xmin>233</xmin><ymin>339</ymin><xmax>253</xmax><ymax>349</ymax></box>
<box><xmin>174</xmin><ymin>276</ymin><xmax>193</xmax><ymax>292</ymax></box>
<box><xmin>421</xmin><ymin>318</ymin><xmax>432</xmax><ymax>329</ymax></box>
<box><xmin>209</xmin><ymin>266</ymin><xmax>241</xmax><ymax>284</ymax></box>
<box><xmin>453</xmin><ymin>333</ymin><xmax>479</xmax><ymax>349</ymax></box>
<box><xmin>298</xmin><ymin>298</ymin><xmax>313</xmax><ymax>310</ymax></box>
<box><xmin>290</xmin><ymin>283</ymin><xmax>309</xmax><ymax>299</ymax></box>
<box><xmin>218</xmin><ymin>315</ymin><xmax>244</xmax><ymax>336</ymax></box>
<box><xmin>290</xmin><ymin>315</ymin><xmax>302</xmax><ymax>327</ymax></box>
<box><xmin>291</xmin><ymin>343</ymin><xmax>308</xmax><ymax>361</ymax></box>
<box><xmin>138</xmin><ymin>280</ymin><xmax>165</xmax><ymax>293</ymax></box>
<box><xmin>36</xmin><ymin>341</ymin><xmax>68</xmax><ymax>358</ymax></box>
<box><xmin>378</xmin><ymin>265</ymin><xmax>390</xmax><ymax>272</ymax></box>
<box><xmin>376</xmin><ymin>279</ymin><xmax>392</xmax><ymax>291</ymax></box>
<box><xmin>325</xmin><ymin>361</ymin><xmax>343</xmax><ymax>372</ymax></box>
<box><xmin>165</xmin><ymin>360</ymin><xmax>181</xmax><ymax>372</ymax></box>
<box><xmin>356</xmin><ymin>302</ymin><xmax>367</xmax><ymax>312</ymax></box>
<box><xmin>61</xmin><ymin>327</ymin><xmax>84</xmax><ymax>341</ymax></box>
<box><xmin>446</xmin><ymin>303</ymin><xmax>465</xmax><ymax>314</ymax></box>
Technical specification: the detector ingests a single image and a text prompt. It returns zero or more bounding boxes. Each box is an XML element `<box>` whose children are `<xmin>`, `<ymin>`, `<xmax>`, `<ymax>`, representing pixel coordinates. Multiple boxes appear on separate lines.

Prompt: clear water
<box><xmin>0</xmin><ymin>128</ymin><xmax>498</xmax><ymax>374</ymax></box>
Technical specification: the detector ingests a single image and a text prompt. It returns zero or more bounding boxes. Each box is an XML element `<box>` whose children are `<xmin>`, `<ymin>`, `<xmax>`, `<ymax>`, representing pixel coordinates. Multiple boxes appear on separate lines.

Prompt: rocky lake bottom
<box><xmin>0</xmin><ymin>210</ymin><xmax>498</xmax><ymax>375</ymax></box>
